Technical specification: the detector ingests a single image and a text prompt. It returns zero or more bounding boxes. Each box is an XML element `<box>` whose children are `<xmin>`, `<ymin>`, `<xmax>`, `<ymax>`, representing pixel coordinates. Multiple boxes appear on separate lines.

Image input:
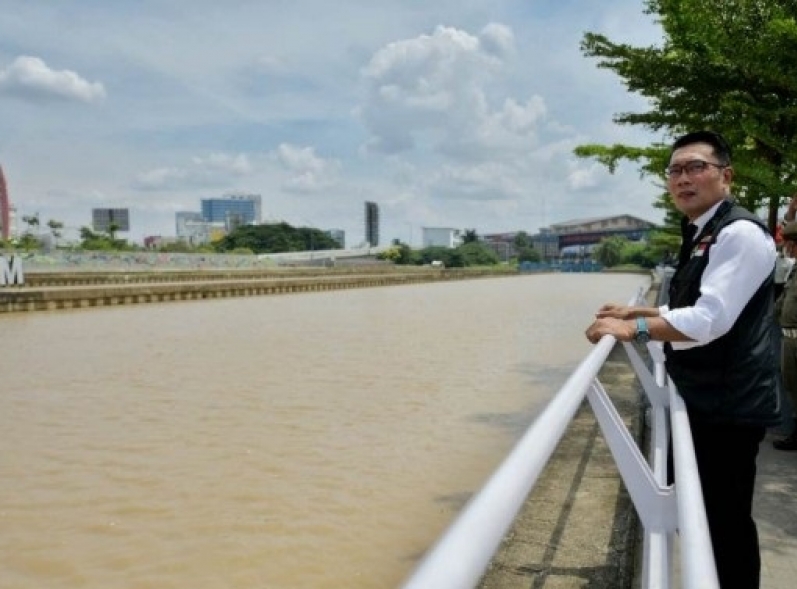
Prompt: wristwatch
<box><xmin>634</xmin><ymin>317</ymin><xmax>651</xmax><ymax>344</ymax></box>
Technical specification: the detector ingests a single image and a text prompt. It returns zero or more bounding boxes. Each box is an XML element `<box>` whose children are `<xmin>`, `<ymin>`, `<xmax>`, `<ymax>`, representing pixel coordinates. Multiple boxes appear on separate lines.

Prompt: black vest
<box><xmin>665</xmin><ymin>201</ymin><xmax>779</xmax><ymax>425</ymax></box>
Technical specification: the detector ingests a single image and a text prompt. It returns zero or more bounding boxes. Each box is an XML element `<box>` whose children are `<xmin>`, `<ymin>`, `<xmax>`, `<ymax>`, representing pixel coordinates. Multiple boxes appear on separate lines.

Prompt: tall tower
<box><xmin>364</xmin><ymin>201</ymin><xmax>379</xmax><ymax>247</ymax></box>
<box><xmin>0</xmin><ymin>165</ymin><xmax>9</xmax><ymax>241</ymax></box>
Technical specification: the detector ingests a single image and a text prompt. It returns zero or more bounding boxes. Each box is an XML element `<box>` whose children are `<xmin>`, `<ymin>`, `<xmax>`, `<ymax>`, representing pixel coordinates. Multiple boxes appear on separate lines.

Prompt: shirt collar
<box><xmin>691</xmin><ymin>199</ymin><xmax>728</xmax><ymax>235</ymax></box>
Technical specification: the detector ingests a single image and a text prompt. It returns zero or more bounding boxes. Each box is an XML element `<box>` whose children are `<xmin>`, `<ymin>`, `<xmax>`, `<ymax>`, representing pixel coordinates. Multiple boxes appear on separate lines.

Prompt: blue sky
<box><xmin>0</xmin><ymin>0</ymin><xmax>666</xmax><ymax>246</ymax></box>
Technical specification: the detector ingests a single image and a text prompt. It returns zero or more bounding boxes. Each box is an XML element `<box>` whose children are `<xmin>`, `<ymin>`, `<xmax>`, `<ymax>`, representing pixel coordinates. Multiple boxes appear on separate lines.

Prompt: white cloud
<box><xmin>133</xmin><ymin>153</ymin><xmax>253</xmax><ymax>191</ymax></box>
<box><xmin>132</xmin><ymin>146</ymin><xmax>340</xmax><ymax>196</ymax></box>
<box><xmin>430</xmin><ymin>161</ymin><xmax>525</xmax><ymax>201</ymax></box>
<box><xmin>192</xmin><ymin>153</ymin><xmax>253</xmax><ymax>175</ymax></box>
<box><xmin>0</xmin><ymin>1</ymin><xmax>666</xmax><ymax>244</ymax></box>
<box><xmin>0</xmin><ymin>55</ymin><xmax>106</xmax><ymax>103</ymax></box>
<box><xmin>358</xmin><ymin>25</ymin><xmax>516</xmax><ymax>156</ymax></box>
<box><xmin>274</xmin><ymin>144</ymin><xmax>341</xmax><ymax>193</ymax></box>
<box><xmin>568</xmin><ymin>162</ymin><xmax>608</xmax><ymax>191</ymax></box>
<box><xmin>479</xmin><ymin>23</ymin><xmax>515</xmax><ymax>60</ymax></box>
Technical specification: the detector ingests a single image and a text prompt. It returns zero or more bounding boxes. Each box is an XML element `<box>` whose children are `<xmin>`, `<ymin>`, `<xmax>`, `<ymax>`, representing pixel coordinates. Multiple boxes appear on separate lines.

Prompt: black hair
<box><xmin>670</xmin><ymin>131</ymin><xmax>732</xmax><ymax>165</ymax></box>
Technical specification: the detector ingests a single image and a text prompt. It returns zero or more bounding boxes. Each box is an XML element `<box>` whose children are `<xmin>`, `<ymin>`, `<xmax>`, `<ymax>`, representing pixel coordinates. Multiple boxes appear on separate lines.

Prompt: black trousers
<box><xmin>683</xmin><ymin>418</ymin><xmax>765</xmax><ymax>589</ymax></box>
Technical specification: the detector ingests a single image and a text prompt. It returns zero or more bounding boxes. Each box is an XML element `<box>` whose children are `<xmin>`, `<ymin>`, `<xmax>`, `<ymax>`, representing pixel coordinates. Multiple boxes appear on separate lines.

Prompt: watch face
<box><xmin>635</xmin><ymin>318</ymin><xmax>650</xmax><ymax>343</ymax></box>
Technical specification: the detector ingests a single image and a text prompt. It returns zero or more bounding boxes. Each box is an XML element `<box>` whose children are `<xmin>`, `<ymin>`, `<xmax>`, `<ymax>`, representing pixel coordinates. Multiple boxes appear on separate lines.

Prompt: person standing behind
<box><xmin>775</xmin><ymin>195</ymin><xmax>797</xmax><ymax>299</ymax></box>
<box><xmin>774</xmin><ymin>216</ymin><xmax>797</xmax><ymax>450</ymax></box>
<box><xmin>585</xmin><ymin>131</ymin><xmax>779</xmax><ymax>588</ymax></box>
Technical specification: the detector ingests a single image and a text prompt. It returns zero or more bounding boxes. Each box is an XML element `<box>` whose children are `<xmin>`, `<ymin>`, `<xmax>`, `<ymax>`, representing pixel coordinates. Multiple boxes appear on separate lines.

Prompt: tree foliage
<box><xmin>461</xmin><ymin>229</ymin><xmax>479</xmax><ymax>243</ymax></box>
<box><xmin>378</xmin><ymin>243</ymin><xmax>415</xmax><ymax>264</ymax></box>
<box><xmin>214</xmin><ymin>222</ymin><xmax>341</xmax><ymax>254</ymax></box>
<box><xmin>593</xmin><ymin>235</ymin><xmax>662</xmax><ymax>268</ymax></box>
<box><xmin>457</xmin><ymin>241</ymin><xmax>500</xmax><ymax>266</ymax></box>
<box><xmin>513</xmin><ymin>231</ymin><xmax>531</xmax><ymax>249</ymax></box>
<box><xmin>517</xmin><ymin>246</ymin><xmax>541</xmax><ymax>263</ymax></box>
<box><xmin>593</xmin><ymin>236</ymin><xmax>627</xmax><ymax>267</ymax></box>
<box><xmin>578</xmin><ymin>0</ymin><xmax>797</xmax><ymax>231</ymax></box>
<box><xmin>379</xmin><ymin>240</ymin><xmax>501</xmax><ymax>268</ymax></box>
<box><xmin>78</xmin><ymin>226</ymin><xmax>133</xmax><ymax>251</ymax></box>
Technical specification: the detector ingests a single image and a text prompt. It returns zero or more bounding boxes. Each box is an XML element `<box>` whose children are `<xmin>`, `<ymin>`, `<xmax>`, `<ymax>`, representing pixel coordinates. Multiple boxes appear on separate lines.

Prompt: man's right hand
<box><xmin>595</xmin><ymin>304</ymin><xmax>635</xmax><ymax>320</ymax></box>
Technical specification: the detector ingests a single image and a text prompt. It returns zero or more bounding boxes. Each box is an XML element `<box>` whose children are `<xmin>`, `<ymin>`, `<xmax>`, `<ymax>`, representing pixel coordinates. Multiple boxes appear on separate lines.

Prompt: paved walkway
<box><xmin>672</xmin><ymin>432</ymin><xmax>797</xmax><ymax>588</ymax></box>
<box><xmin>755</xmin><ymin>432</ymin><xmax>797</xmax><ymax>589</ymax></box>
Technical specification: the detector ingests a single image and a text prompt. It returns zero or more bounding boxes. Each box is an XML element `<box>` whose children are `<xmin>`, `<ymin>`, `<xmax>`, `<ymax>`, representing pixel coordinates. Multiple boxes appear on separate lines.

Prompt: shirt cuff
<box><xmin>660</xmin><ymin>308</ymin><xmax>705</xmax><ymax>350</ymax></box>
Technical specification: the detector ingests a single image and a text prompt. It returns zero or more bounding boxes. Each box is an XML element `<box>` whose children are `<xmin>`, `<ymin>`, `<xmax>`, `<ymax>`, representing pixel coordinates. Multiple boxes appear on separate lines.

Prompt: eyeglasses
<box><xmin>665</xmin><ymin>160</ymin><xmax>726</xmax><ymax>178</ymax></box>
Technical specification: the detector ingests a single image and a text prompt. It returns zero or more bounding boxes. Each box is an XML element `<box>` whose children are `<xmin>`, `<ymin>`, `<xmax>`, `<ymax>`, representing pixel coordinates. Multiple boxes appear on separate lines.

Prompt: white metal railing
<box><xmin>400</xmin><ymin>287</ymin><xmax>719</xmax><ymax>589</ymax></box>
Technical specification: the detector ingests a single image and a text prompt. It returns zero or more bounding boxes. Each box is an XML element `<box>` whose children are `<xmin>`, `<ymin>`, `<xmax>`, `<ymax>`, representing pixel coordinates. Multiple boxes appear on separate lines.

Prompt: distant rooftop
<box><xmin>549</xmin><ymin>214</ymin><xmax>657</xmax><ymax>229</ymax></box>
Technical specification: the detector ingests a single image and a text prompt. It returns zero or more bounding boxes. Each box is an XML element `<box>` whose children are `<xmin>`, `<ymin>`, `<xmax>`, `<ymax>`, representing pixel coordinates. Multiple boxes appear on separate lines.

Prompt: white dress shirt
<box><xmin>659</xmin><ymin>200</ymin><xmax>776</xmax><ymax>350</ymax></box>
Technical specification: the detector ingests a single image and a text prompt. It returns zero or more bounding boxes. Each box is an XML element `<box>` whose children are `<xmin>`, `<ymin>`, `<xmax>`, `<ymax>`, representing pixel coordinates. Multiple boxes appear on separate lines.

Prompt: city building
<box><xmin>530</xmin><ymin>229</ymin><xmax>560</xmax><ymax>259</ymax></box>
<box><xmin>174</xmin><ymin>211</ymin><xmax>207</xmax><ymax>245</ymax></box>
<box><xmin>183</xmin><ymin>220</ymin><xmax>226</xmax><ymax>246</ymax></box>
<box><xmin>532</xmin><ymin>214</ymin><xmax>658</xmax><ymax>258</ymax></box>
<box><xmin>92</xmin><ymin>208</ymin><xmax>130</xmax><ymax>232</ymax></box>
<box><xmin>482</xmin><ymin>232</ymin><xmax>520</xmax><ymax>261</ymax></box>
<box><xmin>421</xmin><ymin>227</ymin><xmax>463</xmax><ymax>248</ymax></box>
<box><xmin>201</xmin><ymin>194</ymin><xmax>262</xmax><ymax>231</ymax></box>
<box><xmin>326</xmin><ymin>229</ymin><xmax>345</xmax><ymax>248</ymax></box>
<box><xmin>175</xmin><ymin>211</ymin><xmax>204</xmax><ymax>240</ymax></box>
<box><xmin>549</xmin><ymin>214</ymin><xmax>655</xmax><ymax>235</ymax></box>
<box><xmin>365</xmin><ymin>201</ymin><xmax>379</xmax><ymax>246</ymax></box>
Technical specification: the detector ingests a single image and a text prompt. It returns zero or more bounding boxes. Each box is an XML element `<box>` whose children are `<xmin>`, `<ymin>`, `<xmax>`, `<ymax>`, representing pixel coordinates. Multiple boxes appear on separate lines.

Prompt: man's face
<box><xmin>667</xmin><ymin>142</ymin><xmax>733</xmax><ymax>221</ymax></box>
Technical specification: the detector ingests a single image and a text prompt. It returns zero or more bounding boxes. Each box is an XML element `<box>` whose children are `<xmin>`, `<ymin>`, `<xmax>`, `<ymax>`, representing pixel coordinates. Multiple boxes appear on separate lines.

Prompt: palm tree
<box><xmin>47</xmin><ymin>219</ymin><xmax>64</xmax><ymax>246</ymax></box>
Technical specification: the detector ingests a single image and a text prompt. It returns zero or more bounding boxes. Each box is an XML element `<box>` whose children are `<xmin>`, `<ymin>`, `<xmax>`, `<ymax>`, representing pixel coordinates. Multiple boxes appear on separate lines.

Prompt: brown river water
<box><xmin>0</xmin><ymin>273</ymin><xmax>648</xmax><ymax>589</ymax></box>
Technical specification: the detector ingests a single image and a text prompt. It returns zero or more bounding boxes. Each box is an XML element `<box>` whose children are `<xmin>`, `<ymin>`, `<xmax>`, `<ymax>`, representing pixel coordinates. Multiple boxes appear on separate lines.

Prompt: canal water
<box><xmin>0</xmin><ymin>272</ymin><xmax>648</xmax><ymax>589</ymax></box>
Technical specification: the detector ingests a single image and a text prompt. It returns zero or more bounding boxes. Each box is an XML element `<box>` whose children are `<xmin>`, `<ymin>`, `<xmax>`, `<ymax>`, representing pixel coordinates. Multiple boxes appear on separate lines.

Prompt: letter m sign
<box><xmin>0</xmin><ymin>255</ymin><xmax>24</xmax><ymax>286</ymax></box>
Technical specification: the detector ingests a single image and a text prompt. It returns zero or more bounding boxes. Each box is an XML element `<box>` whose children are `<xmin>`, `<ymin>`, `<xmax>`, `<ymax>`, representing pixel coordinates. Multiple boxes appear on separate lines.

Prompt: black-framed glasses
<box><xmin>665</xmin><ymin>160</ymin><xmax>726</xmax><ymax>178</ymax></box>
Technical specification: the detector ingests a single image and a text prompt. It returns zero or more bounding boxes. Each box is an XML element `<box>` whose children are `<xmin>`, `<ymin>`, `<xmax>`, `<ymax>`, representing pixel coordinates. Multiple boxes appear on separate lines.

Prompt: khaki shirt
<box><xmin>777</xmin><ymin>267</ymin><xmax>797</xmax><ymax>327</ymax></box>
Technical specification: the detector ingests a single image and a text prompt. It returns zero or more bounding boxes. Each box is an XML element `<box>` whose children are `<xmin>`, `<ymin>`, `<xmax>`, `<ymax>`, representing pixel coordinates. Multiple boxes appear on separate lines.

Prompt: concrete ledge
<box><xmin>19</xmin><ymin>265</ymin><xmax>441</xmax><ymax>287</ymax></box>
<box><xmin>0</xmin><ymin>268</ymin><xmax>519</xmax><ymax>313</ymax></box>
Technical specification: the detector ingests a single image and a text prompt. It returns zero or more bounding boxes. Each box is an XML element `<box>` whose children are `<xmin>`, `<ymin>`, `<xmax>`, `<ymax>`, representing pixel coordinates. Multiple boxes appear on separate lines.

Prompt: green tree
<box><xmin>517</xmin><ymin>246</ymin><xmax>541</xmax><ymax>263</ymax></box>
<box><xmin>22</xmin><ymin>213</ymin><xmax>40</xmax><ymax>232</ymax></box>
<box><xmin>377</xmin><ymin>245</ymin><xmax>403</xmax><ymax>263</ymax></box>
<box><xmin>378</xmin><ymin>242</ymin><xmax>414</xmax><ymax>264</ymax></box>
<box><xmin>417</xmin><ymin>246</ymin><xmax>457</xmax><ymax>267</ymax></box>
<box><xmin>456</xmin><ymin>241</ymin><xmax>500</xmax><ymax>266</ymax></box>
<box><xmin>593</xmin><ymin>235</ymin><xmax>627</xmax><ymax>267</ymax></box>
<box><xmin>78</xmin><ymin>226</ymin><xmax>133</xmax><ymax>251</ymax></box>
<box><xmin>17</xmin><ymin>213</ymin><xmax>42</xmax><ymax>250</ymax></box>
<box><xmin>107</xmin><ymin>222</ymin><xmax>120</xmax><ymax>242</ymax></box>
<box><xmin>513</xmin><ymin>231</ymin><xmax>531</xmax><ymax>250</ymax></box>
<box><xmin>215</xmin><ymin>223</ymin><xmax>339</xmax><ymax>254</ymax></box>
<box><xmin>646</xmin><ymin>229</ymin><xmax>682</xmax><ymax>264</ymax></box>
<box><xmin>15</xmin><ymin>233</ymin><xmax>40</xmax><ymax>250</ymax></box>
<box><xmin>620</xmin><ymin>240</ymin><xmax>659</xmax><ymax>268</ymax></box>
<box><xmin>47</xmin><ymin>219</ymin><xmax>64</xmax><ymax>241</ymax></box>
<box><xmin>577</xmin><ymin>0</ymin><xmax>797</xmax><ymax>232</ymax></box>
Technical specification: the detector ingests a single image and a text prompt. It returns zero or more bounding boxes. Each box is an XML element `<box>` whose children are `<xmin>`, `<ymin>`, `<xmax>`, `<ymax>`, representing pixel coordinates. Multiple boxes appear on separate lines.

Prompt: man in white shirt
<box><xmin>585</xmin><ymin>131</ymin><xmax>779</xmax><ymax>589</ymax></box>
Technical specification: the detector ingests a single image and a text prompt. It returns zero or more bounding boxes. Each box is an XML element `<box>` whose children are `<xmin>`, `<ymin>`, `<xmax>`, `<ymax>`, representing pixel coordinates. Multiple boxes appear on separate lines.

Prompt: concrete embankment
<box><xmin>0</xmin><ymin>267</ymin><xmax>517</xmax><ymax>313</ymax></box>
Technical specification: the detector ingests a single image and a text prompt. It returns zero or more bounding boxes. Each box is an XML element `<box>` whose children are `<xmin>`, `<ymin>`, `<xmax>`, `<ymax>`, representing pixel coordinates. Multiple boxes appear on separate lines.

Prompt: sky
<box><xmin>0</xmin><ymin>0</ymin><xmax>668</xmax><ymax>247</ymax></box>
